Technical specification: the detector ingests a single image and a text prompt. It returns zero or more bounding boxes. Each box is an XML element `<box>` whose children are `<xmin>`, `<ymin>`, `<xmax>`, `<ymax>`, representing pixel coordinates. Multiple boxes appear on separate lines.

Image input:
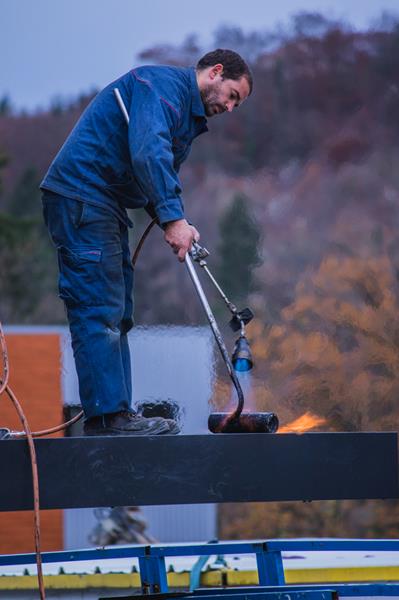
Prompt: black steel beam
<box><xmin>100</xmin><ymin>591</ymin><xmax>338</xmax><ymax>600</ymax></box>
<box><xmin>0</xmin><ymin>432</ymin><xmax>397</xmax><ymax>511</ymax></box>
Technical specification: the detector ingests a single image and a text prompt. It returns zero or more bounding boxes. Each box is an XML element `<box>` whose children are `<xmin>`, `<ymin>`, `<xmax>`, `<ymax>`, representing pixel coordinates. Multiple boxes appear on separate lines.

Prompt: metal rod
<box><xmin>114</xmin><ymin>88</ymin><xmax>130</xmax><ymax>124</ymax></box>
<box><xmin>191</xmin><ymin>242</ymin><xmax>238</xmax><ymax>315</ymax></box>
<box><xmin>185</xmin><ymin>253</ymin><xmax>244</xmax><ymax>418</ymax></box>
<box><xmin>202</xmin><ymin>265</ymin><xmax>238</xmax><ymax>314</ymax></box>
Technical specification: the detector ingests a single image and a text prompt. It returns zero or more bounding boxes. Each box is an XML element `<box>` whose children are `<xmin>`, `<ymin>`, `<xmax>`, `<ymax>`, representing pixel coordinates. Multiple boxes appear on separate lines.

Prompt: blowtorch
<box><xmin>185</xmin><ymin>242</ymin><xmax>279</xmax><ymax>434</ymax></box>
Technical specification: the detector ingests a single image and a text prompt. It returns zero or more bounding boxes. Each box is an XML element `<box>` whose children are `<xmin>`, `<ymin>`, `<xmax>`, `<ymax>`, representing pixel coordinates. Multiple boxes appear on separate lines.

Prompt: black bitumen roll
<box><xmin>208</xmin><ymin>411</ymin><xmax>279</xmax><ymax>434</ymax></box>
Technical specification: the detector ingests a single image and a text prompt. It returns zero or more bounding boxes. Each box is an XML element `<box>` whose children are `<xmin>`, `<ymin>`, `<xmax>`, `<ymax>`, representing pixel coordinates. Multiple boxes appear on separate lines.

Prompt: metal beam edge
<box><xmin>0</xmin><ymin>432</ymin><xmax>397</xmax><ymax>511</ymax></box>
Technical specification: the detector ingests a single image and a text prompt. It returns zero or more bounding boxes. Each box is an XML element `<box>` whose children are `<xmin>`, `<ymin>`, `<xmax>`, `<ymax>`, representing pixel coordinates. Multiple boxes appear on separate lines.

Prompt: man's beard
<box><xmin>200</xmin><ymin>82</ymin><xmax>225</xmax><ymax>117</ymax></box>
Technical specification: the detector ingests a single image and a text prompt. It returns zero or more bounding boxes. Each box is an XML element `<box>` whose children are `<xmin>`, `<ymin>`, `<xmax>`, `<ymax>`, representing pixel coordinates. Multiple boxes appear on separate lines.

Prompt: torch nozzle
<box><xmin>232</xmin><ymin>334</ymin><xmax>253</xmax><ymax>372</ymax></box>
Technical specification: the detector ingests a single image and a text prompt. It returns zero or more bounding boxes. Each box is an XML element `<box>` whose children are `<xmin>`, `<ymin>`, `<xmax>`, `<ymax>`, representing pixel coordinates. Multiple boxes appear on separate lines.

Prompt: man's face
<box><xmin>199</xmin><ymin>64</ymin><xmax>250</xmax><ymax>118</ymax></box>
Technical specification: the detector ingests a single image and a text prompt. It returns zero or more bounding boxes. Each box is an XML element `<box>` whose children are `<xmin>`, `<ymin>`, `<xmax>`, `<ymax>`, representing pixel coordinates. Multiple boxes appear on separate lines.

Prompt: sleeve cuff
<box><xmin>156</xmin><ymin>201</ymin><xmax>185</xmax><ymax>227</ymax></box>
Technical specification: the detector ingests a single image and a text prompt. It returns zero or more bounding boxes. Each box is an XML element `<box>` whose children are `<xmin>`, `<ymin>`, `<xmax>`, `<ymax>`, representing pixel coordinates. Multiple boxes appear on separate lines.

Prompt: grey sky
<box><xmin>1</xmin><ymin>0</ymin><xmax>398</xmax><ymax>111</ymax></box>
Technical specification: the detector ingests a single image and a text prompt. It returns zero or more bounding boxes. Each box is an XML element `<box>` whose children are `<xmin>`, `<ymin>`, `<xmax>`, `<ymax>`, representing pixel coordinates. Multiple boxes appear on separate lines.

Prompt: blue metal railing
<box><xmin>1</xmin><ymin>539</ymin><xmax>399</xmax><ymax>597</ymax></box>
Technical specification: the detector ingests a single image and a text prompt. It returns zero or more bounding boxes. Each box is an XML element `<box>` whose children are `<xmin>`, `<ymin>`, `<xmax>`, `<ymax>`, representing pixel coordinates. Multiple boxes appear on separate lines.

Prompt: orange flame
<box><xmin>279</xmin><ymin>411</ymin><xmax>326</xmax><ymax>433</ymax></box>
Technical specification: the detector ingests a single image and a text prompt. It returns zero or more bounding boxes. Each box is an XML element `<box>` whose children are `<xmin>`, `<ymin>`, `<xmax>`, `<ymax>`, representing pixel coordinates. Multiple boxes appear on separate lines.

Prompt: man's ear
<box><xmin>209</xmin><ymin>63</ymin><xmax>224</xmax><ymax>80</ymax></box>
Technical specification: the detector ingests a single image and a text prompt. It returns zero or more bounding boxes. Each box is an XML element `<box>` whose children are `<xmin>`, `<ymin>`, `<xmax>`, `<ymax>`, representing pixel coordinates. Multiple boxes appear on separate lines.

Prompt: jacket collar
<box><xmin>189</xmin><ymin>68</ymin><xmax>206</xmax><ymax>119</ymax></box>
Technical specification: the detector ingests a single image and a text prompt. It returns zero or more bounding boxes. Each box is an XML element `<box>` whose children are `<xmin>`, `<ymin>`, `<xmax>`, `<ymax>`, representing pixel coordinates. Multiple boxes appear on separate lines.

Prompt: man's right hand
<box><xmin>164</xmin><ymin>219</ymin><xmax>200</xmax><ymax>262</ymax></box>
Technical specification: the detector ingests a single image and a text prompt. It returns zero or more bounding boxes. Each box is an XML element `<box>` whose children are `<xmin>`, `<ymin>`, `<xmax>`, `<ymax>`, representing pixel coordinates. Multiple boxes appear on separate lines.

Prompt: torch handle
<box><xmin>185</xmin><ymin>252</ymin><xmax>244</xmax><ymax>419</ymax></box>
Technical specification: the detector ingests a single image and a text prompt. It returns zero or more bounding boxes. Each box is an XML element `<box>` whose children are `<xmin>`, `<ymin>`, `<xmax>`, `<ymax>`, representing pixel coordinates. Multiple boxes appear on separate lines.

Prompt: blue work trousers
<box><xmin>42</xmin><ymin>192</ymin><xmax>134</xmax><ymax>419</ymax></box>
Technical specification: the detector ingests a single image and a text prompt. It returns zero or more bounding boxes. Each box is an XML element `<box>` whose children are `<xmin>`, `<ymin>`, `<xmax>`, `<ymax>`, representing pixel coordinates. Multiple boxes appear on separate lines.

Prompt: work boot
<box><xmin>83</xmin><ymin>410</ymin><xmax>179</xmax><ymax>436</ymax></box>
<box><xmin>135</xmin><ymin>399</ymin><xmax>182</xmax><ymax>434</ymax></box>
<box><xmin>165</xmin><ymin>418</ymin><xmax>180</xmax><ymax>435</ymax></box>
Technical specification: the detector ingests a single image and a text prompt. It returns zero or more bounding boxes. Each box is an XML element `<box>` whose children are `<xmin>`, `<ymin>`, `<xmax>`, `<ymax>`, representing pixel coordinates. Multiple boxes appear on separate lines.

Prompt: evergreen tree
<box><xmin>0</xmin><ymin>95</ymin><xmax>11</xmax><ymax>116</ymax></box>
<box><xmin>0</xmin><ymin>210</ymin><xmax>58</xmax><ymax>323</ymax></box>
<box><xmin>0</xmin><ymin>163</ymin><xmax>59</xmax><ymax>323</ymax></box>
<box><xmin>216</xmin><ymin>193</ymin><xmax>261</xmax><ymax>304</ymax></box>
<box><xmin>0</xmin><ymin>151</ymin><xmax>8</xmax><ymax>197</ymax></box>
<box><xmin>7</xmin><ymin>166</ymin><xmax>42</xmax><ymax>218</ymax></box>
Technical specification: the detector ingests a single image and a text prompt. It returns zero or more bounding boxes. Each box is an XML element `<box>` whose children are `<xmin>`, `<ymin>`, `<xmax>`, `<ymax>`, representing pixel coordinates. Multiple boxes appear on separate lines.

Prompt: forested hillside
<box><xmin>1</xmin><ymin>13</ymin><xmax>399</xmax><ymax>538</ymax></box>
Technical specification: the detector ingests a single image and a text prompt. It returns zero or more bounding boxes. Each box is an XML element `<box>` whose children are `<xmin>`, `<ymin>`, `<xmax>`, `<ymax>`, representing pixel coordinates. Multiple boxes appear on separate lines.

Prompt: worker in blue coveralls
<box><xmin>40</xmin><ymin>49</ymin><xmax>252</xmax><ymax>436</ymax></box>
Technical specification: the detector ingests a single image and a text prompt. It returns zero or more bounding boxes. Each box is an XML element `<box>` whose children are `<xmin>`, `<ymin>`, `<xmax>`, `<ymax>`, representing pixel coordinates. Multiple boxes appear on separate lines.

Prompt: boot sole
<box><xmin>83</xmin><ymin>426</ymin><xmax>178</xmax><ymax>436</ymax></box>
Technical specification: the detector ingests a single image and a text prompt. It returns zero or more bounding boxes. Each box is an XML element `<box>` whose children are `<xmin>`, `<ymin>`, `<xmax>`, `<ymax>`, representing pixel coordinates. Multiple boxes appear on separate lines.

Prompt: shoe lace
<box><xmin>118</xmin><ymin>410</ymin><xmax>138</xmax><ymax>421</ymax></box>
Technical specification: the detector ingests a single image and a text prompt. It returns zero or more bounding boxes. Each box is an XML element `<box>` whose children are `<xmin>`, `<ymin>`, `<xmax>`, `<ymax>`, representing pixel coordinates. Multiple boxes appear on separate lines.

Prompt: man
<box><xmin>41</xmin><ymin>49</ymin><xmax>252</xmax><ymax>436</ymax></box>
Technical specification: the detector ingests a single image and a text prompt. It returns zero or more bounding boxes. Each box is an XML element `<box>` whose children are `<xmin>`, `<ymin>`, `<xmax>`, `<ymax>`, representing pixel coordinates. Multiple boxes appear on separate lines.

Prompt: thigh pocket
<box><xmin>58</xmin><ymin>244</ymin><xmax>123</xmax><ymax>307</ymax></box>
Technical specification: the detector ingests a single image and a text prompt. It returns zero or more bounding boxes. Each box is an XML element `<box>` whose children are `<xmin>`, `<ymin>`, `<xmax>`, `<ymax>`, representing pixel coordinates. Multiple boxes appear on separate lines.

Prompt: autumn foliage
<box><xmin>218</xmin><ymin>225</ymin><xmax>399</xmax><ymax>539</ymax></box>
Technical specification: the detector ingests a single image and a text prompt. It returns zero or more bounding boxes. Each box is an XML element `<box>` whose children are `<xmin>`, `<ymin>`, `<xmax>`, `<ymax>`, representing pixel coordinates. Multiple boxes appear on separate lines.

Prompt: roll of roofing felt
<box><xmin>208</xmin><ymin>411</ymin><xmax>279</xmax><ymax>433</ymax></box>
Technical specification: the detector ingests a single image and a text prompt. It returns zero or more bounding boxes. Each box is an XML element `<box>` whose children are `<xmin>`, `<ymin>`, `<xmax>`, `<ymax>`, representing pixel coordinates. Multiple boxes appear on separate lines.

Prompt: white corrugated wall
<box><xmin>63</xmin><ymin>325</ymin><xmax>218</xmax><ymax>548</ymax></box>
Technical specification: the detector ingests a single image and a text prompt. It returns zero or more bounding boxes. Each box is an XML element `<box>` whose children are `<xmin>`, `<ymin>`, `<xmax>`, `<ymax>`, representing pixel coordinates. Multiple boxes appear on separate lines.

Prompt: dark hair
<box><xmin>197</xmin><ymin>49</ymin><xmax>253</xmax><ymax>94</ymax></box>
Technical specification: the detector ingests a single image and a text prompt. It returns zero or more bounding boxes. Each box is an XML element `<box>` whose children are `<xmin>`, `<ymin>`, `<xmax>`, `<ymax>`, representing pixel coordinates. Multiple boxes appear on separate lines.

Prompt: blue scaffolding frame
<box><xmin>1</xmin><ymin>539</ymin><xmax>399</xmax><ymax>598</ymax></box>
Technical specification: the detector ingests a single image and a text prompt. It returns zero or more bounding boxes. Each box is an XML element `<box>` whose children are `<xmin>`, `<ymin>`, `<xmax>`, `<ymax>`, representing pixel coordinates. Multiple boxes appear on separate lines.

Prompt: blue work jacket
<box><xmin>40</xmin><ymin>66</ymin><xmax>208</xmax><ymax>226</ymax></box>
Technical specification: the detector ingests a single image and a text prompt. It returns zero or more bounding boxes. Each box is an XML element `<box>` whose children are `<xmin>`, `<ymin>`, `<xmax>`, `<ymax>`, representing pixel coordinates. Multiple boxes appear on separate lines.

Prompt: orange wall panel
<box><xmin>0</xmin><ymin>333</ymin><xmax>64</xmax><ymax>553</ymax></box>
<box><xmin>0</xmin><ymin>510</ymin><xmax>63</xmax><ymax>554</ymax></box>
